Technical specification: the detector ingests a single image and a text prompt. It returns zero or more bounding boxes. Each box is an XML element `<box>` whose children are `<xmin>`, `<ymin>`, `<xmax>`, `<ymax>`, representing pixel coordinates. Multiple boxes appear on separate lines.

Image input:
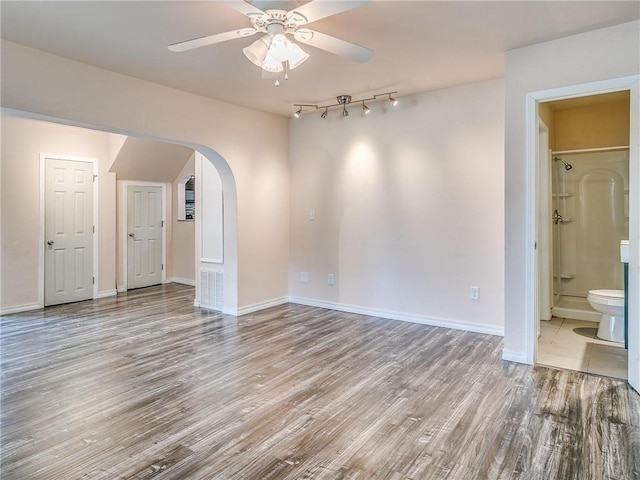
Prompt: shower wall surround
<box><xmin>552</xmin><ymin>149</ymin><xmax>629</xmax><ymax>313</ymax></box>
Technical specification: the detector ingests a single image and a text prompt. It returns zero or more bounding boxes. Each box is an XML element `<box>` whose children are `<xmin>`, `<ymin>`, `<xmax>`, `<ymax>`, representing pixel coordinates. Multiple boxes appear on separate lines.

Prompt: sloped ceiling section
<box><xmin>109</xmin><ymin>137</ymin><xmax>193</xmax><ymax>182</ymax></box>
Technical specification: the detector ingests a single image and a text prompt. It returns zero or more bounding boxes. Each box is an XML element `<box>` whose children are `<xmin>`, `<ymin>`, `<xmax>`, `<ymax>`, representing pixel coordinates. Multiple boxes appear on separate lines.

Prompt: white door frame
<box><xmin>525</xmin><ymin>75</ymin><xmax>640</xmax><ymax>391</ymax></box>
<box><xmin>538</xmin><ymin>119</ymin><xmax>552</xmax><ymax>324</ymax></box>
<box><xmin>118</xmin><ymin>180</ymin><xmax>168</xmax><ymax>291</ymax></box>
<box><xmin>39</xmin><ymin>154</ymin><xmax>99</xmax><ymax>307</ymax></box>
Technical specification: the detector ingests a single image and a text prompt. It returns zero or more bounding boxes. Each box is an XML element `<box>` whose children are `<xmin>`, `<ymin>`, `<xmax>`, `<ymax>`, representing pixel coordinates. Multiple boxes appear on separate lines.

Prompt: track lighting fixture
<box><xmin>292</xmin><ymin>91</ymin><xmax>398</xmax><ymax>119</ymax></box>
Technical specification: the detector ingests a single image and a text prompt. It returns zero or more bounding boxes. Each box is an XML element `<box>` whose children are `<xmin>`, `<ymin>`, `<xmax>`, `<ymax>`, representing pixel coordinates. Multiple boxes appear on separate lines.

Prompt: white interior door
<box><xmin>127</xmin><ymin>185</ymin><xmax>163</xmax><ymax>289</ymax></box>
<box><xmin>45</xmin><ymin>158</ymin><xmax>94</xmax><ymax>306</ymax></box>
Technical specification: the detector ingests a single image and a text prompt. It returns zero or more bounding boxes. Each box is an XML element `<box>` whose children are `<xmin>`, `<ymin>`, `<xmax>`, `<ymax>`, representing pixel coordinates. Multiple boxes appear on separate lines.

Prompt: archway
<box><xmin>1</xmin><ymin>107</ymin><xmax>238</xmax><ymax>312</ymax></box>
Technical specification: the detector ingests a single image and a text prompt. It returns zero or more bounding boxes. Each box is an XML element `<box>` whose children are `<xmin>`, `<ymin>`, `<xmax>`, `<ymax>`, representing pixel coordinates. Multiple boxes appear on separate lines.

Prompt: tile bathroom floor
<box><xmin>537</xmin><ymin>317</ymin><xmax>627</xmax><ymax>380</ymax></box>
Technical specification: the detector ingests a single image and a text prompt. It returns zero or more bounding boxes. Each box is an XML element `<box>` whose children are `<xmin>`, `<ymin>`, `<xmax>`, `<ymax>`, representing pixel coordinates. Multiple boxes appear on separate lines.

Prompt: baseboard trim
<box><xmin>551</xmin><ymin>306</ymin><xmax>600</xmax><ymax>323</ymax></box>
<box><xmin>288</xmin><ymin>297</ymin><xmax>504</xmax><ymax>337</ymax></box>
<box><xmin>117</xmin><ymin>285</ymin><xmax>127</xmax><ymax>293</ymax></box>
<box><xmin>194</xmin><ymin>297</ymin><xmax>290</xmax><ymax>316</ymax></box>
<box><xmin>191</xmin><ymin>293</ymin><xmax>505</xmax><ymax>338</ymax></box>
<box><xmin>232</xmin><ymin>296</ymin><xmax>290</xmax><ymax>317</ymax></box>
<box><xmin>502</xmin><ymin>349</ymin><xmax>529</xmax><ymax>364</ymax></box>
<box><xmin>97</xmin><ymin>289</ymin><xmax>117</xmax><ymax>299</ymax></box>
<box><xmin>166</xmin><ymin>277</ymin><xmax>196</xmax><ymax>287</ymax></box>
<box><xmin>1</xmin><ymin>303</ymin><xmax>43</xmax><ymax>315</ymax></box>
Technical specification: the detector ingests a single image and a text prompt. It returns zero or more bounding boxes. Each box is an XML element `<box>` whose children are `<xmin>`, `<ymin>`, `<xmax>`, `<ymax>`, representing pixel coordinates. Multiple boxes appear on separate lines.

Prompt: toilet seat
<box><xmin>588</xmin><ymin>289</ymin><xmax>624</xmax><ymax>307</ymax></box>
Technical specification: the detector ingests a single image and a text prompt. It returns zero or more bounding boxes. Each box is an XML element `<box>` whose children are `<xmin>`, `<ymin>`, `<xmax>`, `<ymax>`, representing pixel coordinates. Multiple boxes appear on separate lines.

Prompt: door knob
<box><xmin>129</xmin><ymin>233</ymin><xmax>135</xmax><ymax>238</ymax></box>
<box><xmin>46</xmin><ymin>240</ymin><xmax>54</xmax><ymax>248</ymax></box>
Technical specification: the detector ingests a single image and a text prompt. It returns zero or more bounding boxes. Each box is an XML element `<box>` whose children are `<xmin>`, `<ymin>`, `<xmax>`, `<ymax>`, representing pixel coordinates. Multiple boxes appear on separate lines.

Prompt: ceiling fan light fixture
<box><xmin>261</xmin><ymin>51</ymin><xmax>284</xmax><ymax>73</ymax></box>
<box><xmin>268</xmin><ymin>33</ymin><xmax>290</xmax><ymax>61</ymax></box>
<box><xmin>242</xmin><ymin>36</ymin><xmax>270</xmax><ymax>67</ymax></box>
<box><xmin>245</xmin><ymin>31</ymin><xmax>308</xmax><ymax>74</ymax></box>
<box><xmin>169</xmin><ymin>1</ymin><xmax>374</xmax><ymax>85</ymax></box>
<box><xmin>287</xmin><ymin>42</ymin><xmax>310</xmax><ymax>69</ymax></box>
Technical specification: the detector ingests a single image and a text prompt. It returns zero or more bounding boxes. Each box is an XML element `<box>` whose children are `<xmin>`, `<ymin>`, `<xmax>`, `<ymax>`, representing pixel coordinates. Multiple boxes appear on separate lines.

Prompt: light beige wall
<box><xmin>554</xmin><ymin>100</ymin><xmax>630</xmax><ymax>150</ymax></box>
<box><xmin>504</xmin><ymin>20</ymin><xmax>640</xmax><ymax>361</ymax></box>
<box><xmin>170</xmin><ymin>154</ymin><xmax>195</xmax><ymax>283</ymax></box>
<box><xmin>0</xmin><ymin>116</ymin><xmax>117</xmax><ymax>309</ymax></box>
<box><xmin>1</xmin><ymin>40</ymin><xmax>290</xmax><ymax>312</ymax></box>
<box><xmin>289</xmin><ymin>79</ymin><xmax>505</xmax><ymax>333</ymax></box>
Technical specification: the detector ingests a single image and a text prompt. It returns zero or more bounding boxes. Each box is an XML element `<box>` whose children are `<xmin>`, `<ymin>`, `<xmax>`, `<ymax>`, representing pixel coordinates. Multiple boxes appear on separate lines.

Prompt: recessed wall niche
<box><xmin>178</xmin><ymin>175</ymin><xmax>195</xmax><ymax>221</ymax></box>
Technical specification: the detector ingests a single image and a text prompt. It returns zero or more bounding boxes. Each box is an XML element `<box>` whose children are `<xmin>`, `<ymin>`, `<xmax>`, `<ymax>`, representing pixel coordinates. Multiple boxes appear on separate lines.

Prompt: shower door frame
<box><xmin>524</xmin><ymin>75</ymin><xmax>640</xmax><ymax>393</ymax></box>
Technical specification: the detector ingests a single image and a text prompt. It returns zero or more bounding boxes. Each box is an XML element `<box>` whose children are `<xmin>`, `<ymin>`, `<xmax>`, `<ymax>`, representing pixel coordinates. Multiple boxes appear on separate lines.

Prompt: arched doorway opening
<box><xmin>0</xmin><ymin>107</ymin><xmax>238</xmax><ymax>313</ymax></box>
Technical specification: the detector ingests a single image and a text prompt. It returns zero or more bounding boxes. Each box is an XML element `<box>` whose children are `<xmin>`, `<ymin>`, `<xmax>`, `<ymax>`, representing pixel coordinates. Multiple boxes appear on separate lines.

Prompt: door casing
<box><xmin>524</xmin><ymin>75</ymin><xmax>640</xmax><ymax>392</ymax></box>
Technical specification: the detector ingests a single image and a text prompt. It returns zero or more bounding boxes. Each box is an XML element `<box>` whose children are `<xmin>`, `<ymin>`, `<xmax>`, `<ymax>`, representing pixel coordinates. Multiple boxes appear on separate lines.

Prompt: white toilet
<box><xmin>587</xmin><ymin>289</ymin><xmax>625</xmax><ymax>343</ymax></box>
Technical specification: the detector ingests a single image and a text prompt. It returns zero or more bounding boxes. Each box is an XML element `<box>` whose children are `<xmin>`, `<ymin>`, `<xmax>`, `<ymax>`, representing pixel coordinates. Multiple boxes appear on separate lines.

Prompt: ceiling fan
<box><xmin>168</xmin><ymin>0</ymin><xmax>373</xmax><ymax>75</ymax></box>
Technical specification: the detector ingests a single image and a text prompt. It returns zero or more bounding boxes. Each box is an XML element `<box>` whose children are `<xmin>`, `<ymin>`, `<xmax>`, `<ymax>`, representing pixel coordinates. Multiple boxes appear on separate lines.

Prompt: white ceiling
<box><xmin>1</xmin><ymin>1</ymin><xmax>638</xmax><ymax>117</ymax></box>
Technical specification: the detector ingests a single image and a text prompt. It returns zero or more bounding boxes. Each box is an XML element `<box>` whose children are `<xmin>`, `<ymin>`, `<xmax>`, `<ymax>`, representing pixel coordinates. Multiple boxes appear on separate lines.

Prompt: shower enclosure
<box><xmin>550</xmin><ymin>148</ymin><xmax>629</xmax><ymax>321</ymax></box>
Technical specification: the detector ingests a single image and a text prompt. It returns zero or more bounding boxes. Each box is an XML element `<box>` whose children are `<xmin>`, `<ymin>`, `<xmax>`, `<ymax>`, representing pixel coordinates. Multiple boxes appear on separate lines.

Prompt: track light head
<box><xmin>294</xmin><ymin>107</ymin><xmax>302</xmax><ymax>118</ymax></box>
<box><xmin>342</xmin><ymin>106</ymin><xmax>349</xmax><ymax>117</ymax></box>
<box><xmin>389</xmin><ymin>94</ymin><xmax>398</xmax><ymax>106</ymax></box>
<box><xmin>362</xmin><ymin>101</ymin><xmax>370</xmax><ymax>114</ymax></box>
<box><xmin>321</xmin><ymin>108</ymin><xmax>328</xmax><ymax>119</ymax></box>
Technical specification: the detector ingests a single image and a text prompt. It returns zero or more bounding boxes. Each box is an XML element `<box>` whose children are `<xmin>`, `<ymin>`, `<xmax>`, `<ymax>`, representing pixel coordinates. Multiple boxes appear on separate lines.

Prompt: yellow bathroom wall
<box><xmin>538</xmin><ymin>102</ymin><xmax>555</xmax><ymax>149</ymax></box>
<box><xmin>553</xmin><ymin>94</ymin><xmax>630</xmax><ymax>150</ymax></box>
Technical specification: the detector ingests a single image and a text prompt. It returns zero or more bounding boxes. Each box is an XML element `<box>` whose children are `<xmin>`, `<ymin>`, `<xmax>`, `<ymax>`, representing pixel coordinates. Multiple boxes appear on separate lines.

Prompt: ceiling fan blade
<box><xmin>220</xmin><ymin>1</ymin><xmax>267</xmax><ymax>19</ymax></box>
<box><xmin>168</xmin><ymin>28</ymin><xmax>258</xmax><ymax>52</ymax></box>
<box><xmin>294</xmin><ymin>29</ymin><xmax>373</xmax><ymax>63</ymax></box>
<box><xmin>288</xmin><ymin>0</ymin><xmax>370</xmax><ymax>24</ymax></box>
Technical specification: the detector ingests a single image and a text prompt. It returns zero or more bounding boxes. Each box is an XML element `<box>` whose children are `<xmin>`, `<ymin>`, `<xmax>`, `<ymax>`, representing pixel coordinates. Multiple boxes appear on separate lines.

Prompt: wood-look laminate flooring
<box><xmin>1</xmin><ymin>284</ymin><xmax>639</xmax><ymax>480</ymax></box>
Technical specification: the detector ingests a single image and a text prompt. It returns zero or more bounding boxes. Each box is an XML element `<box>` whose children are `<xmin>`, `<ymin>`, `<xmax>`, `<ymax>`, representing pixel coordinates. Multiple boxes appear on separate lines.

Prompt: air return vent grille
<box><xmin>200</xmin><ymin>269</ymin><xmax>223</xmax><ymax>311</ymax></box>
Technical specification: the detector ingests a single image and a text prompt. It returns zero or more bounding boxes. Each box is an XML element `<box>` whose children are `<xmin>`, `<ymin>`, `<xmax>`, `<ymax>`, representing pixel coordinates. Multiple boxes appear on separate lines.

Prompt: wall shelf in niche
<box><xmin>559</xmin><ymin>273</ymin><xmax>576</xmax><ymax>280</ymax></box>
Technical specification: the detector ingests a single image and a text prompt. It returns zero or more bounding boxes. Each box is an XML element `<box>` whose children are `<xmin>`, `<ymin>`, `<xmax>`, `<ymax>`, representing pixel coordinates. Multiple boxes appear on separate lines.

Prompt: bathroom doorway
<box><xmin>536</xmin><ymin>91</ymin><xmax>630</xmax><ymax>379</ymax></box>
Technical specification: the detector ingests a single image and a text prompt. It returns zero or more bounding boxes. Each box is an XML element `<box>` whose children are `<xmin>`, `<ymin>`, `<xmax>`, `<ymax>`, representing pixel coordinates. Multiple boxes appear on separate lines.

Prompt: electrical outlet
<box><xmin>470</xmin><ymin>286</ymin><xmax>480</xmax><ymax>300</ymax></box>
<box><xmin>328</xmin><ymin>274</ymin><xmax>335</xmax><ymax>285</ymax></box>
<box><xmin>301</xmin><ymin>272</ymin><xmax>309</xmax><ymax>283</ymax></box>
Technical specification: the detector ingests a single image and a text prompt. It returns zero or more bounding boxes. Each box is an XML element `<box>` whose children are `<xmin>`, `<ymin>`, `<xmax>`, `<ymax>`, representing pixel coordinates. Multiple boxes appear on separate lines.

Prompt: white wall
<box><xmin>1</xmin><ymin>40</ymin><xmax>290</xmax><ymax>313</ymax></box>
<box><xmin>1</xmin><ymin>116</ymin><xmax>117</xmax><ymax>309</ymax></box>
<box><xmin>289</xmin><ymin>79</ymin><xmax>505</xmax><ymax>334</ymax></box>
<box><xmin>504</xmin><ymin>21</ymin><xmax>640</xmax><ymax>360</ymax></box>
